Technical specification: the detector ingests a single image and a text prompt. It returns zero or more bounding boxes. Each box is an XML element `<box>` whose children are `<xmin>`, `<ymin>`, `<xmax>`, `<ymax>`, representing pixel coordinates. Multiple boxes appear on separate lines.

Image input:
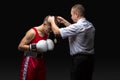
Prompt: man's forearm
<box><xmin>51</xmin><ymin>22</ymin><xmax>60</xmax><ymax>35</ymax></box>
<box><xmin>62</xmin><ymin>20</ymin><xmax>71</xmax><ymax>26</ymax></box>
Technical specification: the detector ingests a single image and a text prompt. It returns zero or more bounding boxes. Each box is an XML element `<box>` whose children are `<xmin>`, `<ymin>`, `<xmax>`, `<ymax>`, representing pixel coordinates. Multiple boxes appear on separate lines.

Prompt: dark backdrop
<box><xmin>0</xmin><ymin>0</ymin><xmax>120</xmax><ymax>80</ymax></box>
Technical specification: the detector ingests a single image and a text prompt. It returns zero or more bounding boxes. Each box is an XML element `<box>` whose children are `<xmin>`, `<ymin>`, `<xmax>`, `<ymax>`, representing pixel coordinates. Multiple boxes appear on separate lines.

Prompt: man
<box><xmin>18</xmin><ymin>15</ymin><xmax>54</xmax><ymax>80</ymax></box>
<box><xmin>48</xmin><ymin>4</ymin><xmax>95</xmax><ymax>80</ymax></box>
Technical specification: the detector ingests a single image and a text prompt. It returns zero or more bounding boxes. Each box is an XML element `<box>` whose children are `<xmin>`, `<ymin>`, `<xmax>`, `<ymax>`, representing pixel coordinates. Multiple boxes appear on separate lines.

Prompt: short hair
<box><xmin>43</xmin><ymin>15</ymin><xmax>60</xmax><ymax>26</ymax></box>
<box><xmin>43</xmin><ymin>15</ymin><xmax>51</xmax><ymax>26</ymax></box>
<box><xmin>72</xmin><ymin>4</ymin><xmax>85</xmax><ymax>16</ymax></box>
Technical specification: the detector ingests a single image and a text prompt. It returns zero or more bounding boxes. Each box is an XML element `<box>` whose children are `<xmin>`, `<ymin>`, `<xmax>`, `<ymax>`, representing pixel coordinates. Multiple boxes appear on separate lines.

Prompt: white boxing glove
<box><xmin>46</xmin><ymin>39</ymin><xmax>54</xmax><ymax>51</ymax></box>
<box><xmin>29</xmin><ymin>40</ymin><xmax>48</xmax><ymax>52</ymax></box>
<box><xmin>36</xmin><ymin>40</ymin><xmax>48</xmax><ymax>52</ymax></box>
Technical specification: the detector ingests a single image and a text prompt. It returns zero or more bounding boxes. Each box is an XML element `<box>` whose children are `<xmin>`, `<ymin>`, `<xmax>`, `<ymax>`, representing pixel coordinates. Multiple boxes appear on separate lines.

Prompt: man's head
<box><xmin>71</xmin><ymin>4</ymin><xmax>85</xmax><ymax>22</ymax></box>
<box><xmin>43</xmin><ymin>15</ymin><xmax>52</xmax><ymax>34</ymax></box>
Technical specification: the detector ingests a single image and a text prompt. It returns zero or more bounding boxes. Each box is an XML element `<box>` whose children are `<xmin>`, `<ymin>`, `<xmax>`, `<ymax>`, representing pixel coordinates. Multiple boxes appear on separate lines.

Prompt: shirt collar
<box><xmin>77</xmin><ymin>17</ymin><xmax>86</xmax><ymax>23</ymax></box>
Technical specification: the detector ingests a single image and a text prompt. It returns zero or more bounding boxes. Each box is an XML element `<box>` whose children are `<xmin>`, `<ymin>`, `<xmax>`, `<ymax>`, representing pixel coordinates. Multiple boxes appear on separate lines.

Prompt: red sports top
<box><xmin>30</xmin><ymin>27</ymin><xmax>48</xmax><ymax>44</ymax></box>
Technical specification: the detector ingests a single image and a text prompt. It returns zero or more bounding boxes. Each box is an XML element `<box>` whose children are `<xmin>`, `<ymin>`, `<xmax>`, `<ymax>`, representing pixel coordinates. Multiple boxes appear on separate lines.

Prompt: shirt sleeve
<box><xmin>59</xmin><ymin>23</ymin><xmax>86</xmax><ymax>39</ymax></box>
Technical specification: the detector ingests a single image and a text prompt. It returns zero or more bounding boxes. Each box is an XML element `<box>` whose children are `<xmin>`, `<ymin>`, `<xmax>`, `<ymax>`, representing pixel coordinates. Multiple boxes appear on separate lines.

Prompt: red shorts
<box><xmin>19</xmin><ymin>56</ymin><xmax>46</xmax><ymax>80</ymax></box>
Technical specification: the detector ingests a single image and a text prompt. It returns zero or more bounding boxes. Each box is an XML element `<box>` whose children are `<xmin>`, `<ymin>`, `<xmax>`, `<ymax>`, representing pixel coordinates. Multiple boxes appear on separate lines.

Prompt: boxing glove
<box><xmin>46</xmin><ymin>39</ymin><xmax>54</xmax><ymax>51</ymax></box>
<box><xmin>29</xmin><ymin>40</ymin><xmax>48</xmax><ymax>52</ymax></box>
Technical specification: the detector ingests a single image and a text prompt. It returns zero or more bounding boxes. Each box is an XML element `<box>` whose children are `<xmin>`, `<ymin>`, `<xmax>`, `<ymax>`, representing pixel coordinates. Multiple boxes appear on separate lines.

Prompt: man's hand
<box><xmin>48</xmin><ymin>16</ymin><xmax>55</xmax><ymax>23</ymax></box>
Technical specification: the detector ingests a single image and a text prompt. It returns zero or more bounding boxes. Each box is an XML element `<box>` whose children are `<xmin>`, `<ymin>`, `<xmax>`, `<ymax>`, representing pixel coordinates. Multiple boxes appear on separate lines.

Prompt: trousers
<box><xmin>71</xmin><ymin>53</ymin><xmax>95</xmax><ymax>80</ymax></box>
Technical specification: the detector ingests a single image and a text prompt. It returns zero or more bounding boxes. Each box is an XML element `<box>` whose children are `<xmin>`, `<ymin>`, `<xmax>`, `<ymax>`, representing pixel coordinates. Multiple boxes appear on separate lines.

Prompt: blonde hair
<box><xmin>72</xmin><ymin>4</ymin><xmax>85</xmax><ymax>16</ymax></box>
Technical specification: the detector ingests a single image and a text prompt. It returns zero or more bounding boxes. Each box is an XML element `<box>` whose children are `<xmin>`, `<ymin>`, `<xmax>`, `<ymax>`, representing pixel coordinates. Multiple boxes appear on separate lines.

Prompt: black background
<box><xmin>0</xmin><ymin>0</ymin><xmax>120</xmax><ymax>80</ymax></box>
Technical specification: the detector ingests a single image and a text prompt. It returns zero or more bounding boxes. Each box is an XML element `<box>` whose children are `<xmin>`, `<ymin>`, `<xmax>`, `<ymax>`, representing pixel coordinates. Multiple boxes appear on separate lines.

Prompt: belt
<box><xmin>24</xmin><ymin>51</ymin><xmax>44</xmax><ymax>58</ymax></box>
<box><xmin>72</xmin><ymin>52</ymin><xmax>94</xmax><ymax>57</ymax></box>
<box><xmin>36</xmin><ymin>53</ymin><xmax>44</xmax><ymax>58</ymax></box>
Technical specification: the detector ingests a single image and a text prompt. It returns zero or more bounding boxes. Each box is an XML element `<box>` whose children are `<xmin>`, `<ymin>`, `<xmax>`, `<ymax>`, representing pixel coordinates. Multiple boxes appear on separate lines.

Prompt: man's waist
<box><xmin>71</xmin><ymin>52</ymin><xmax>94</xmax><ymax>57</ymax></box>
<box><xmin>24</xmin><ymin>51</ymin><xmax>45</xmax><ymax>58</ymax></box>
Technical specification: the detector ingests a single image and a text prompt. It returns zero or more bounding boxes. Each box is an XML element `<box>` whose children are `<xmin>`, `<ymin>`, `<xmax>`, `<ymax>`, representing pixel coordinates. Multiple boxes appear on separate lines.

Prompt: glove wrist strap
<box><xmin>29</xmin><ymin>44</ymin><xmax>37</xmax><ymax>52</ymax></box>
